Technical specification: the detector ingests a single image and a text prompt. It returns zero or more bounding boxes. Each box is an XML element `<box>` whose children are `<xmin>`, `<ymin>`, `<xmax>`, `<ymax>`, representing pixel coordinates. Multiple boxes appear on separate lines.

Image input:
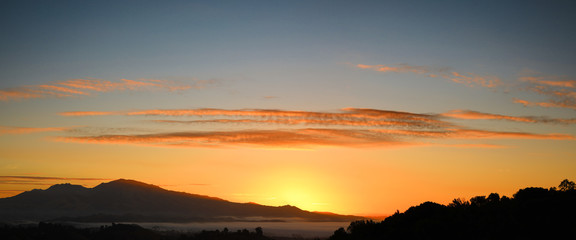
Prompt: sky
<box><xmin>1</xmin><ymin>0</ymin><xmax>575</xmax><ymax>216</ymax></box>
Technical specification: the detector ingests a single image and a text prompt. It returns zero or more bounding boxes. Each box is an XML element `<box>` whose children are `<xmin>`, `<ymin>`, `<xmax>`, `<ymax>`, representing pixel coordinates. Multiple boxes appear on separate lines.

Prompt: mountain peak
<box><xmin>47</xmin><ymin>183</ymin><xmax>87</xmax><ymax>191</ymax></box>
<box><xmin>94</xmin><ymin>179</ymin><xmax>162</xmax><ymax>191</ymax></box>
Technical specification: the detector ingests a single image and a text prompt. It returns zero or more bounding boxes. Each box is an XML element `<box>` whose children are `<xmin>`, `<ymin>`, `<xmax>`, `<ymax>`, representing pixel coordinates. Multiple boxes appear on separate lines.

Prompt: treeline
<box><xmin>0</xmin><ymin>222</ymin><xmax>273</xmax><ymax>240</ymax></box>
<box><xmin>330</xmin><ymin>179</ymin><xmax>576</xmax><ymax>240</ymax></box>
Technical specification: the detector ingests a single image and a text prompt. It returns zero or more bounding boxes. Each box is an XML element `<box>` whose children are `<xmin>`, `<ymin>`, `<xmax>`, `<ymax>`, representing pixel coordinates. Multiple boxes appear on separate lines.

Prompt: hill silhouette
<box><xmin>0</xmin><ymin>179</ymin><xmax>360</xmax><ymax>223</ymax></box>
<box><xmin>329</xmin><ymin>179</ymin><xmax>576</xmax><ymax>240</ymax></box>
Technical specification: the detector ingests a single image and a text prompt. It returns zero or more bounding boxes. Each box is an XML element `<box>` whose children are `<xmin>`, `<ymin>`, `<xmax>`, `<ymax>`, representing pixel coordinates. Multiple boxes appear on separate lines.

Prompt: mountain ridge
<box><xmin>0</xmin><ymin>179</ymin><xmax>361</xmax><ymax>223</ymax></box>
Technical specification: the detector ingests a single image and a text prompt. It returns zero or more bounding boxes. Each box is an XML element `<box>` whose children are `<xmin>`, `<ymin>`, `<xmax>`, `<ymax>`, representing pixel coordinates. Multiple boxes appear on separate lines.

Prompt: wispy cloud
<box><xmin>519</xmin><ymin>76</ymin><xmax>576</xmax><ymax>88</ymax></box>
<box><xmin>445</xmin><ymin>129</ymin><xmax>574</xmax><ymax>140</ymax></box>
<box><xmin>357</xmin><ymin>64</ymin><xmax>576</xmax><ymax>111</ymax></box>
<box><xmin>0</xmin><ymin>78</ymin><xmax>214</xmax><ymax>101</ymax></box>
<box><xmin>356</xmin><ymin>63</ymin><xmax>429</xmax><ymax>74</ymax></box>
<box><xmin>514</xmin><ymin>99</ymin><xmax>576</xmax><ymax>110</ymax></box>
<box><xmin>370</xmin><ymin>128</ymin><xmax>573</xmax><ymax>140</ymax></box>
<box><xmin>517</xmin><ymin>72</ymin><xmax>576</xmax><ymax>110</ymax></box>
<box><xmin>0</xmin><ymin>176</ymin><xmax>110</xmax><ymax>181</ymax></box>
<box><xmin>441</xmin><ymin>110</ymin><xmax>576</xmax><ymax>124</ymax></box>
<box><xmin>0</xmin><ymin>176</ymin><xmax>110</xmax><ymax>187</ymax></box>
<box><xmin>61</xmin><ymin>108</ymin><xmax>446</xmax><ymax>129</ymax></box>
<box><xmin>59</xmin><ymin>111</ymin><xmax>119</xmax><ymax>116</ymax></box>
<box><xmin>57</xmin><ymin>127</ymin><xmax>573</xmax><ymax>149</ymax></box>
<box><xmin>0</xmin><ymin>176</ymin><xmax>111</xmax><ymax>197</ymax></box>
<box><xmin>356</xmin><ymin>64</ymin><xmax>502</xmax><ymax>88</ymax></box>
<box><xmin>0</xmin><ymin>126</ymin><xmax>70</xmax><ymax>135</ymax></box>
<box><xmin>56</xmin><ymin>129</ymin><xmax>419</xmax><ymax>148</ymax></box>
<box><xmin>55</xmin><ymin>107</ymin><xmax>574</xmax><ymax>149</ymax></box>
<box><xmin>446</xmin><ymin>71</ymin><xmax>502</xmax><ymax>88</ymax></box>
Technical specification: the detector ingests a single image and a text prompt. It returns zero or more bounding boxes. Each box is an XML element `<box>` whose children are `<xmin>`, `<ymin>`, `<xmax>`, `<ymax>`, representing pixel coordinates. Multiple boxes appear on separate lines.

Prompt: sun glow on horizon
<box><xmin>0</xmin><ymin>0</ymin><xmax>574</xmax><ymax>221</ymax></box>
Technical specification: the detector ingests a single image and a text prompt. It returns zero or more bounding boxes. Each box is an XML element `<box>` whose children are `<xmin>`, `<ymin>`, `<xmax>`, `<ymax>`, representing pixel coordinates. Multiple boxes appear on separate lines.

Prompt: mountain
<box><xmin>0</xmin><ymin>179</ymin><xmax>361</xmax><ymax>223</ymax></box>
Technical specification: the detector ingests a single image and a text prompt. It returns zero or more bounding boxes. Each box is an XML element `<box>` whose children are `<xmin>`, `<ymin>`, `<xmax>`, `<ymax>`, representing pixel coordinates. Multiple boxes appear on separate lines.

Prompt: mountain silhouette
<box><xmin>0</xmin><ymin>179</ymin><xmax>360</xmax><ymax>223</ymax></box>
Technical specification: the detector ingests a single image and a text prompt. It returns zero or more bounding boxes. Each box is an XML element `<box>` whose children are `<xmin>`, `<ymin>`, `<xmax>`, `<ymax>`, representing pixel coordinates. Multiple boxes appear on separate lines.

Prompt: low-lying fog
<box><xmin>73</xmin><ymin>221</ymin><xmax>348</xmax><ymax>238</ymax></box>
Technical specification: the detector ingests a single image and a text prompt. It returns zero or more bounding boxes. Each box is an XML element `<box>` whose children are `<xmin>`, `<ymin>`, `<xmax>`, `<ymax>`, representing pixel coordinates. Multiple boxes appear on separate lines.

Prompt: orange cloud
<box><xmin>62</xmin><ymin>108</ymin><xmax>446</xmax><ymax>129</ymax></box>
<box><xmin>0</xmin><ymin>126</ymin><xmax>70</xmax><ymax>135</ymax></box>
<box><xmin>151</xmin><ymin>118</ymin><xmax>433</xmax><ymax>127</ymax></box>
<box><xmin>434</xmin><ymin>143</ymin><xmax>507</xmax><ymax>149</ymax></box>
<box><xmin>446</xmin><ymin>129</ymin><xmax>574</xmax><ymax>140</ymax></box>
<box><xmin>370</xmin><ymin>128</ymin><xmax>574</xmax><ymax>140</ymax></box>
<box><xmin>0</xmin><ymin>176</ymin><xmax>111</xmax><ymax>197</ymax></box>
<box><xmin>55</xmin><ymin>107</ymin><xmax>575</xmax><ymax>149</ymax></box>
<box><xmin>38</xmin><ymin>85</ymin><xmax>90</xmax><ymax>95</ymax></box>
<box><xmin>519</xmin><ymin>76</ymin><xmax>576</xmax><ymax>88</ymax></box>
<box><xmin>517</xmin><ymin>73</ymin><xmax>576</xmax><ymax>110</ymax></box>
<box><xmin>134</xmin><ymin>108</ymin><xmax>440</xmax><ymax>122</ymax></box>
<box><xmin>0</xmin><ymin>176</ymin><xmax>110</xmax><ymax>181</ymax></box>
<box><xmin>0</xmin><ymin>89</ymin><xmax>43</xmax><ymax>100</ymax></box>
<box><xmin>57</xmin><ymin>126</ymin><xmax>574</xmax><ymax>149</ymax></box>
<box><xmin>441</xmin><ymin>110</ymin><xmax>576</xmax><ymax>124</ymax></box>
<box><xmin>56</xmin><ymin>128</ymin><xmax>418</xmax><ymax>149</ymax></box>
<box><xmin>356</xmin><ymin>64</ymin><xmax>428</xmax><ymax>74</ymax></box>
<box><xmin>514</xmin><ymin>98</ymin><xmax>576</xmax><ymax>110</ymax></box>
<box><xmin>356</xmin><ymin>63</ymin><xmax>501</xmax><ymax>88</ymax></box>
<box><xmin>0</xmin><ymin>78</ymin><xmax>209</xmax><ymax>101</ymax></box>
<box><xmin>59</xmin><ymin>111</ymin><xmax>119</xmax><ymax>116</ymax></box>
<box><xmin>446</xmin><ymin>72</ymin><xmax>502</xmax><ymax>88</ymax></box>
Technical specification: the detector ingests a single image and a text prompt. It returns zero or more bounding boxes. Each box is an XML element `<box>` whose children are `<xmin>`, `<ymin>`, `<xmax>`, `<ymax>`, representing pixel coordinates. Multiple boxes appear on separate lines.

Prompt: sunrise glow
<box><xmin>1</xmin><ymin>1</ymin><xmax>575</xmax><ymax>218</ymax></box>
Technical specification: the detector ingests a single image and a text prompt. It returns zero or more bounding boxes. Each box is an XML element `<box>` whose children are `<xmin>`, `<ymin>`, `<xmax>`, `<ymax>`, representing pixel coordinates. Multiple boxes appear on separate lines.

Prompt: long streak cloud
<box><xmin>56</xmin><ymin>108</ymin><xmax>575</xmax><ymax>149</ymax></box>
<box><xmin>0</xmin><ymin>78</ymin><xmax>214</xmax><ymax>101</ymax></box>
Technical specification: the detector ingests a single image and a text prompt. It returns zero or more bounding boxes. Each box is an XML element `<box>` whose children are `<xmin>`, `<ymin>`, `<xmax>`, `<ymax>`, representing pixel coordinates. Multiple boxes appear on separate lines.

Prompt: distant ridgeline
<box><xmin>330</xmin><ymin>179</ymin><xmax>576</xmax><ymax>240</ymax></box>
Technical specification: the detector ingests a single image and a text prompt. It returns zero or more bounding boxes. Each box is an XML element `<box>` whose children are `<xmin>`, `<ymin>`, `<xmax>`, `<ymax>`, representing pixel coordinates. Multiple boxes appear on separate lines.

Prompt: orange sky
<box><xmin>1</xmin><ymin>1</ymin><xmax>575</xmax><ymax>216</ymax></box>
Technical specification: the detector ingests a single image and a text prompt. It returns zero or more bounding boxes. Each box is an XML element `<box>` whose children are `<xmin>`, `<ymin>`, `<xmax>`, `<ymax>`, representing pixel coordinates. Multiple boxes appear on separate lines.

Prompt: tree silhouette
<box><xmin>559</xmin><ymin>179</ymin><xmax>575</xmax><ymax>191</ymax></box>
<box><xmin>487</xmin><ymin>193</ymin><xmax>500</xmax><ymax>203</ymax></box>
<box><xmin>448</xmin><ymin>197</ymin><xmax>469</xmax><ymax>207</ymax></box>
<box><xmin>329</xmin><ymin>179</ymin><xmax>576</xmax><ymax>240</ymax></box>
<box><xmin>255</xmin><ymin>227</ymin><xmax>263</xmax><ymax>236</ymax></box>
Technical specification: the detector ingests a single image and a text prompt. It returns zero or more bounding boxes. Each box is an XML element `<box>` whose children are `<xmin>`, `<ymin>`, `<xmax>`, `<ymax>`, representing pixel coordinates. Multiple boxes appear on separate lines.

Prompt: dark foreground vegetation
<box><xmin>330</xmin><ymin>179</ymin><xmax>576</xmax><ymax>240</ymax></box>
<box><xmin>0</xmin><ymin>222</ymin><xmax>274</xmax><ymax>240</ymax></box>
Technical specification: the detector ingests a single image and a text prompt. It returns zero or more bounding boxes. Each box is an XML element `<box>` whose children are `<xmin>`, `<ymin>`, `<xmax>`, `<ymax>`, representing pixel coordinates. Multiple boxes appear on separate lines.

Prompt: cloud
<box><xmin>62</xmin><ymin>108</ymin><xmax>446</xmax><ymax>129</ymax></box>
<box><xmin>0</xmin><ymin>126</ymin><xmax>70</xmax><ymax>135</ymax></box>
<box><xmin>434</xmin><ymin>143</ymin><xmax>507</xmax><ymax>149</ymax></box>
<box><xmin>57</xmin><ymin>127</ymin><xmax>574</xmax><ymax>149</ymax></box>
<box><xmin>356</xmin><ymin>64</ymin><xmax>429</xmax><ymax>74</ymax></box>
<box><xmin>57</xmin><ymin>107</ymin><xmax>446</xmax><ymax>148</ymax></box>
<box><xmin>445</xmin><ymin>129</ymin><xmax>574</xmax><ymax>140</ymax></box>
<box><xmin>519</xmin><ymin>76</ymin><xmax>576</xmax><ymax>88</ymax></box>
<box><xmin>151</xmin><ymin>118</ymin><xmax>435</xmax><ymax>127</ymax></box>
<box><xmin>514</xmin><ymin>99</ymin><xmax>576</xmax><ymax>110</ymax></box>
<box><xmin>59</xmin><ymin>111</ymin><xmax>119</xmax><ymax>116</ymax></box>
<box><xmin>0</xmin><ymin>176</ymin><xmax>111</xmax><ymax>197</ymax></box>
<box><xmin>517</xmin><ymin>73</ymin><xmax>576</xmax><ymax>110</ymax></box>
<box><xmin>356</xmin><ymin>63</ymin><xmax>502</xmax><ymax>88</ymax></box>
<box><xmin>370</xmin><ymin>128</ymin><xmax>574</xmax><ymax>140</ymax></box>
<box><xmin>56</xmin><ymin>129</ymin><xmax>418</xmax><ymax>149</ymax></box>
<box><xmin>0</xmin><ymin>78</ymin><xmax>212</xmax><ymax>101</ymax></box>
<box><xmin>0</xmin><ymin>176</ymin><xmax>110</xmax><ymax>187</ymax></box>
<box><xmin>55</xmin><ymin>107</ymin><xmax>575</xmax><ymax>149</ymax></box>
<box><xmin>446</xmin><ymin>72</ymin><xmax>502</xmax><ymax>88</ymax></box>
<box><xmin>0</xmin><ymin>176</ymin><xmax>110</xmax><ymax>181</ymax></box>
<box><xmin>441</xmin><ymin>110</ymin><xmax>576</xmax><ymax>124</ymax></box>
